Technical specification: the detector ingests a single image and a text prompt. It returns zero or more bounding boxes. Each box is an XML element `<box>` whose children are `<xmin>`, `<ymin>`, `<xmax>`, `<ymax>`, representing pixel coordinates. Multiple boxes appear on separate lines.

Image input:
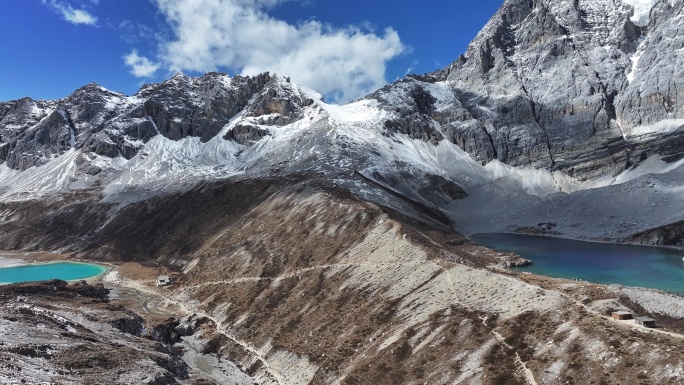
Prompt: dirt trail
<box><xmin>182</xmin><ymin>261</ymin><xmax>423</xmax><ymax>291</ymax></box>
<box><xmin>108</xmin><ymin>256</ymin><xmax>684</xmax><ymax>385</ymax></box>
<box><xmin>193</xmin><ymin>310</ymin><xmax>287</xmax><ymax>385</ymax></box>
<box><xmin>112</xmin><ymin>274</ymin><xmax>286</xmax><ymax>385</ymax></box>
<box><xmin>492</xmin><ymin>331</ymin><xmax>539</xmax><ymax>385</ymax></box>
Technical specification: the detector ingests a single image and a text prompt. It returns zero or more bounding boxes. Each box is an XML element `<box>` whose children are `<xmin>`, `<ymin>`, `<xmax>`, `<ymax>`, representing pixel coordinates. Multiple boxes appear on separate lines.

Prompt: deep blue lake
<box><xmin>471</xmin><ymin>233</ymin><xmax>684</xmax><ymax>295</ymax></box>
<box><xmin>0</xmin><ymin>262</ymin><xmax>107</xmax><ymax>284</ymax></box>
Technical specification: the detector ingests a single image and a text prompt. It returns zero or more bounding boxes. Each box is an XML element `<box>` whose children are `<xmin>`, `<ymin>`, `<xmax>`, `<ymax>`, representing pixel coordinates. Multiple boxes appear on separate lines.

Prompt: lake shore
<box><xmin>0</xmin><ymin>251</ymin><xmax>111</xmax><ymax>284</ymax></box>
<box><xmin>472</xmin><ymin>232</ymin><xmax>684</xmax><ymax>295</ymax></box>
<box><xmin>469</xmin><ymin>231</ymin><xmax>684</xmax><ymax>251</ymax></box>
<box><xmin>0</xmin><ymin>253</ymin><xmax>28</xmax><ymax>268</ymax></box>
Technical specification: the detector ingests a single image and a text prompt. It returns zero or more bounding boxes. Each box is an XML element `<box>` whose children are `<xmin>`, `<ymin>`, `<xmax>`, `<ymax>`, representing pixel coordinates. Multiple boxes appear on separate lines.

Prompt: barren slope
<box><xmin>151</xmin><ymin>185</ymin><xmax>684</xmax><ymax>385</ymax></box>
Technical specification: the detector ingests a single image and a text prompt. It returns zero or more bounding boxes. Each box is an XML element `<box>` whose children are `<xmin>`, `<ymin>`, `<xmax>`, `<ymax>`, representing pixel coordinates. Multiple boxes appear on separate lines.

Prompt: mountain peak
<box><xmin>171</xmin><ymin>71</ymin><xmax>188</xmax><ymax>81</ymax></box>
<box><xmin>73</xmin><ymin>82</ymin><xmax>118</xmax><ymax>96</ymax></box>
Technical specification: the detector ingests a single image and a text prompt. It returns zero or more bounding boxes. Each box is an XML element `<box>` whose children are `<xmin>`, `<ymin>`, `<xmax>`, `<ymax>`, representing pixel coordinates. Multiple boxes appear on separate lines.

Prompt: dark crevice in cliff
<box><xmin>62</xmin><ymin>108</ymin><xmax>78</xmax><ymax>148</ymax></box>
<box><xmin>482</xmin><ymin>127</ymin><xmax>499</xmax><ymax>161</ymax></box>
<box><xmin>520</xmin><ymin>83</ymin><xmax>555</xmax><ymax>167</ymax></box>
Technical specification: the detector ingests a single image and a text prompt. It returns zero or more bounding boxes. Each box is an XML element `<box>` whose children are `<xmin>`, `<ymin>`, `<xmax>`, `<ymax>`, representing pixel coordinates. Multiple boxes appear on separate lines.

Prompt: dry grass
<box><xmin>171</xmin><ymin>187</ymin><xmax>684</xmax><ymax>384</ymax></box>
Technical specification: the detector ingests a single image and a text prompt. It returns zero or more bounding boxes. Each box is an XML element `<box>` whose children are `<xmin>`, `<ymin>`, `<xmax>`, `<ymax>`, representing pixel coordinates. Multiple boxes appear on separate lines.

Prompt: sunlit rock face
<box><xmin>376</xmin><ymin>0</ymin><xmax>684</xmax><ymax>180</ymax></box>
<box><xmin>0</xmin><ymin>72</ymin><xmax>312</xmax><ymax>170</ymax></box>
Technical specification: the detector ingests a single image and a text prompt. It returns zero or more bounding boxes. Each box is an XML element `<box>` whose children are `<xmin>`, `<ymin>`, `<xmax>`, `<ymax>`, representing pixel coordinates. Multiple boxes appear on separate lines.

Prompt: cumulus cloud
<box><xmin>42</xmin><ymin>0</ymin><xmax>98</xmax><ymax>26</ymax></box>
<box><xmin>123</xmin><ymin>50</ymin><xmax>160</xmax><ymax>77</ymax></box>
<box><xmin>149</xmin><ymin>0</ymin><xmax>405</xmax><ymax>102</ymax></box>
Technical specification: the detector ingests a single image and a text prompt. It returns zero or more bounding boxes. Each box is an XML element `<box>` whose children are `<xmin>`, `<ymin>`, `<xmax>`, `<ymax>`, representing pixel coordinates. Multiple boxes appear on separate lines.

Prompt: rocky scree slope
<box><xmin>2</xmin><ymin>179</ymin><xmax>683</xmax><ymax>385</ymax></box>
<box><xmin>155</xmin><ymin>184</ymin><xmax>684</xmax><ymax>385</ymax></box>
<box><xmin>0</xmin><ymin>279</ymin><xmax>194</xmax><ymax>385</ymax></box>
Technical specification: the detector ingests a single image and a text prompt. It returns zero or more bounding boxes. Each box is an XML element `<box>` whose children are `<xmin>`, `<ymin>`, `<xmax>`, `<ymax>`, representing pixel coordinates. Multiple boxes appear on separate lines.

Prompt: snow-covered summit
<box><xmin>0</xmin><ymin>71</ymin><xmax>316</xmax><ymax>171</ymax></box>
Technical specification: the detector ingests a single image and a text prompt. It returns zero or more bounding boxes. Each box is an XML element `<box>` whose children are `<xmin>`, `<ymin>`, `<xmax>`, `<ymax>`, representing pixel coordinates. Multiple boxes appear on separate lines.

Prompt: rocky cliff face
<box><xmin>3</xmin><ymin>1</ymin><xmax>683</xmax><ymax>180</ymax></box>
<box><xmin>0</xmin><ymin>72</ymin><xmax>313</xmax><ymax>171</ymax></box>
<box><xmin>376</xmin><ymin>0</ymin><xmax>684</xmax><ymax>180</ymax></box>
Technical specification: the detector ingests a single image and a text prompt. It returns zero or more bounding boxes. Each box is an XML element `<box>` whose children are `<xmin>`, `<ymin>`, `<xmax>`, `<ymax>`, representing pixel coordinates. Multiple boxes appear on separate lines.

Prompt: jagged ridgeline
<box><xmin>0</xmin><ymin>1</ymin><xmax>683</xmax><ymax>247</ymax></box>
<box><xmin>0</xmin><ymin>72</ymin><xmax>314</xmax><ymax>171</ymax></box>
<box><xmin>1</xmin><ymin>0</ymin><xmax>683</xmax><ymax>181</ymax></box>
<box><xmin>1</xmin><ymin>1</ymin><xmax>684</xmax><ymax>384</ymax></box>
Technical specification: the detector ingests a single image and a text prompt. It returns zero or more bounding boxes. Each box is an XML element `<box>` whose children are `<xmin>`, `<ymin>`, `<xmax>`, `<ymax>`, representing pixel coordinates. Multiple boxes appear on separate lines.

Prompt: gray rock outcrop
<box><xmin>0</xmin><ymin>72</ymin><xmax>312</xmax><ymax>170</ymax></box>
<box><xmin>374</xmin><ymin>0</ymin><xmax>684</xmax><ymax>180</ymax></box>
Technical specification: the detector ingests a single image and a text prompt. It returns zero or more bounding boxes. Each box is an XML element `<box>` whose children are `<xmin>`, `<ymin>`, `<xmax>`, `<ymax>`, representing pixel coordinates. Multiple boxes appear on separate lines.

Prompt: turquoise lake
<box><xmin>471</xmin><ymin>233</ymin><xmax>684</xmax><ymax>295</ymax></box>
<box><xmin>0</xmin><ymin>262</ymin><xmax>107</xmax><ymax>284</ymax></box>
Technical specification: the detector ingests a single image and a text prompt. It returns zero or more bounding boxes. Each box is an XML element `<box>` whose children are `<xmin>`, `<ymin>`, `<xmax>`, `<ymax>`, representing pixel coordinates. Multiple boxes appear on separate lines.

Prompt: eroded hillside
<box><xmin>0</xmin><ymin>175</ymin><xmax>681</xmax><ymax>384</ymax></box>
<box><xmin>131</xmin><ymin>183</ymin><xmax>684</xmax><ymax>385</ymax></box>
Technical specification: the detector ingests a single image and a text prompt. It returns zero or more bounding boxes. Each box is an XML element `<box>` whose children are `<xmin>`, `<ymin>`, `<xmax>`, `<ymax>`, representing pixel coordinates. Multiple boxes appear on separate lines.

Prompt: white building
<box><xmin>156</xmin><ymin>275</ymin><xmax>171</xmax><ymax>286</ymax></box>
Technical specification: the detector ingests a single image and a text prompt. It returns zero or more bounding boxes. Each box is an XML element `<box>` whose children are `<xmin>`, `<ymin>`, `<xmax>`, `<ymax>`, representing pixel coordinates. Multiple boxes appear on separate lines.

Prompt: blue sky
<box><xmin>1</xmin><ymin>0</ymin><xmax>503</xmax><ymax>102</ymax></box>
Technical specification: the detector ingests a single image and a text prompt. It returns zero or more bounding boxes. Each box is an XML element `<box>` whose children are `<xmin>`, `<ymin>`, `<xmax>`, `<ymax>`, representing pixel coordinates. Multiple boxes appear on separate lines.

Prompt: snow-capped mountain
<box><xmin>1</xmin><ymin>0</ymin><xmax>684</xmax><ymax>244</ymax></box>
<box><xmin>5</xmin><ymin>3</ymin><xmax>684</xmax><ymax>383</ymax></box>
<box><xmin>380</xmin><ymin>0</ymin><xmax>684</xmax><ymax>179</ymax></box>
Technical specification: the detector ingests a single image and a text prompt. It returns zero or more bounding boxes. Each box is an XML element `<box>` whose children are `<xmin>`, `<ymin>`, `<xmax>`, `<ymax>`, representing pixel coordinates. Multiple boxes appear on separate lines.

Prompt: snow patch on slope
<box><xmin>0</xmin><ymin>150</ymin><xmax>81</xmax><ymax>201</ymax></box>
<box><xmin>104</xmin><ymin>134</ymin><xmax>244</xmax><ymax>197</ymax></box>
<box><xmin>629</xmin><ymin>118</ymin><xmax>684</xmax><ymax>136</ymax></box>
<box><xmin>423</xmin><ymin>82</ymin><xmax>456</xmax><ymax>112</ymax></box>
<box><xmin>625</xmin><ymin>37</ymin><xmax>647</xmax><ymax>83</ymax></box>
<box><xmin>481</xmin><ymin>160</ymin><xmax>619</xmax><ymax>196</ymax></box>
<box><xmin>320</xmin><ymin>99</ymin><xmax>387</xmax><ymax>123</ymax></box>
<box><xmin>614</xmin><ymin>155</ymin><xmax>684</xmax><ymax>184</ymax></box>
<box><xmin>622</xmin><ymin>0</ymin><xmax>658</xmax><ymax>26</ymax></box>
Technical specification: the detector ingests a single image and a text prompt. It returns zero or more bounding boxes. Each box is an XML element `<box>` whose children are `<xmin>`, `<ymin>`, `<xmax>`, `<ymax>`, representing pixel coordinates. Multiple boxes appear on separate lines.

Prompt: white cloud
<box><xmin>123</xmin><ymin>50</ymin><xmax>160</xmax><ymax>77</ymax></box>
<box><xmin>148</xmin><ymin>0</ymin><xmax>405</xmax><ymax>102</ymax></box>
<box><xmin>405</xmin><ymin>60</ymin><xmax>419</xmax><ymax>75</ymax></box>
<box><xmin>42</xmin><ymin>0</ymin><xmax>98</xmax><ymax>26</ymax></box>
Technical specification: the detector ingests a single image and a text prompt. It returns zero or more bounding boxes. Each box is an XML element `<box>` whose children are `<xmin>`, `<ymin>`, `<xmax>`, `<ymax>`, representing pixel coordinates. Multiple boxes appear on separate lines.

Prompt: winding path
<box><xmin>181</xmin><ymin>261</ymin><xmax>423</xmax><ymax>291</ymax></box>
<box><xmin>107</xmin><ymin>259</ymin><xmax>684</xmax><ymax>385</ymax></box>
<box><xmin>112</xmin><ymin>274</ymin><xmax>288</xmax><ymax>384</ymax></box>
<box><xmin>492</xmin><ymin>331</ymin><xmax>539</xmax><ymax>385</ymax></box>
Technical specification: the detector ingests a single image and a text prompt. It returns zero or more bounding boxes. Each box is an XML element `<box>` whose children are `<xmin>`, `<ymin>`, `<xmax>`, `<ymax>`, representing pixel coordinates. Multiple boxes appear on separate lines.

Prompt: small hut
<box><xmin>156</xmin><ymin>275</ymin><xmax>171</xmax><ymax>287</ymax></box>
<box><xmin>611</xmin><ymin>311</ymin><xmax>633</xmax><ymax>320</ymax></box>
<box><xmin>635</xmin><ymin>316</ymin><xmax>656</xmax><ymax>328</ymax></box>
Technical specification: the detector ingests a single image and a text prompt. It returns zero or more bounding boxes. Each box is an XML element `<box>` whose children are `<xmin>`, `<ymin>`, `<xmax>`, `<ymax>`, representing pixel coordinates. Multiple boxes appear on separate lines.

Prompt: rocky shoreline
<box><xmin>501</xmin><ymin>257</ymin><xmax>533</xmax><ymax>268</ymax></box>
<box><xmin>0</xmin><ymin>253</ymin><xmax>28</xmax><ymax>268</ymax></box>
